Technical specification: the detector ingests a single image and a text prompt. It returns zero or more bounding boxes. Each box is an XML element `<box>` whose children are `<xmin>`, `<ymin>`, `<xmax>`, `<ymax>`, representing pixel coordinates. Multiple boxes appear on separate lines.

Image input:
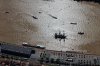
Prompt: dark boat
<box><xmin>78</xmin><ymin>32</ymin><xmax>84</xmax><ymax>35</ymax></box>
<box><xmin>54</xmin><ymin>32</ymin><xmax>67</xmax><ymax>41</ymax></box>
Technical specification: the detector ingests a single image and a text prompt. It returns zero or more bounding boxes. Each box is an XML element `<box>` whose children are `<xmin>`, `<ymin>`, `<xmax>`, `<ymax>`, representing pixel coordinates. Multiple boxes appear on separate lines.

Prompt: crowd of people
<box><xmin>0</xmin><ymin>58</ymin><xmax>29</xmax><ymax>66</ymax></box>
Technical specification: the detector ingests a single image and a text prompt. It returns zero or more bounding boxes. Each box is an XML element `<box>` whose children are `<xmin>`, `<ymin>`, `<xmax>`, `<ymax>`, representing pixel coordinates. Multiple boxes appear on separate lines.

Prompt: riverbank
<box><xmin>74</xmin><ymin>0</ymin><xmax>100</xmax><ymax>4</ymax></box>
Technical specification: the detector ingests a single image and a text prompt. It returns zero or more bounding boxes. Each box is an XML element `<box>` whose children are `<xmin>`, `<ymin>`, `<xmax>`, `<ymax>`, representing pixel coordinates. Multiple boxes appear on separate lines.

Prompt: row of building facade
<box><xmin>0</xmin><ymin>42</ymin><xmax>100</xmax><ymax>66</ymax></box>
<box><xmin>31</xmin><ymin>48</ymin><xmax>100</xmax><ymax>66</ymax></box>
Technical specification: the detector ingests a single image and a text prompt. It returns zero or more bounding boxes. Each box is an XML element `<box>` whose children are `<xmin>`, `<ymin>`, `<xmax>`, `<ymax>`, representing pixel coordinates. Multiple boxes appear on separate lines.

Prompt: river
<box><xmin>0</xmin><ymin>0</ymin><xmax>100</xmax><ymax>55</ymax></box>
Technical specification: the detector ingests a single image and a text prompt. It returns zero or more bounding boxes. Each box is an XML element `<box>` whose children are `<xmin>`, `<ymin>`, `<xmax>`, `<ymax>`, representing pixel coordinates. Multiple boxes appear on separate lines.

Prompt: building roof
<box><xmin>0</xmin><ymin>44</ymin><xmax>33</xmax><ymax>55</ymax></box>
<box><xmin>45</xmin><ymin>49</ymin><xmax>100</xmax><ymax>56</ymax></box>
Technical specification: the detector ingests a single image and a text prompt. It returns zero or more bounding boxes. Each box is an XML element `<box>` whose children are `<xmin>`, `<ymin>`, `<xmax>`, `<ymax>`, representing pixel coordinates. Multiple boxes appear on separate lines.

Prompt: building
<box><xmin>0</xmin><ymin>44</ymin><xmax>35</xmax><ymax>58</ymax></box>
<box><xmin>0</xmin><ymin>42</ymin><xmax>100</xmax><ymax>66</ymax></box>
<box><xmin>36</xmin><ymin>49</ymin><xmax>100</xmax><ymax>66</ymax></box>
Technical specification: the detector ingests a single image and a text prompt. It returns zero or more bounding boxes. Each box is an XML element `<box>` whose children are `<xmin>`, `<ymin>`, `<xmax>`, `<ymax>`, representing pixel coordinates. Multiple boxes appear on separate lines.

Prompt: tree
<box><xmin>39</xmin><ymin>58</ymin><xmax>44</xmax><ymax>64</ymax></box>
<box><xmin>50</xmin><ymin>58</ymin><xmax>55</xmax><ymax>63</ymax></box>
<box><xmin>55</xmin><ymin>59</ymin><xmax>60</xmax><ymax>64</ymax></box>
<box><xmin>46</xmin><ymin>57</ymin><xmax>49</xmax><ymax>63</ymax></box>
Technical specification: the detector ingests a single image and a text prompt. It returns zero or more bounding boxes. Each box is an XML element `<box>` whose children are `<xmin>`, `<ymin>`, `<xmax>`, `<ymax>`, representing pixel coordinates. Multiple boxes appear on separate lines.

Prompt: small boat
<box><xmin>78</xmin><ymin>32</ymin><xmax>84</xmax><ymax>35</ymax></box>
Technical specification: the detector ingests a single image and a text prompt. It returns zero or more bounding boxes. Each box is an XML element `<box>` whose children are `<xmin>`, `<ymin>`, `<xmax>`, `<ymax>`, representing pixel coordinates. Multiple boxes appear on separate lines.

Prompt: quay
<box><xmin>0</xmin><ymin>42</ymin><xmax>100</xmax><ymax>66</ymax></box>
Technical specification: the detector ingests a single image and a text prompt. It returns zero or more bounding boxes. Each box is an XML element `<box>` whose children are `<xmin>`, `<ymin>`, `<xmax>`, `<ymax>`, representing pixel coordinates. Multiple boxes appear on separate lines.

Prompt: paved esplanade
<box><xmin>0</xmin><ymin>0</ymin><xmax>100</xmax><ymax>55</ymax></box>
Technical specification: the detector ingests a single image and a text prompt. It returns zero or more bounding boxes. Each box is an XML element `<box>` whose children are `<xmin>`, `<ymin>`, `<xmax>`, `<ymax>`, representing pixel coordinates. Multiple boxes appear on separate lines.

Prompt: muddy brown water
<box><xmin>0</xmin><ymin>0</ymin><xmax>100</xmax><ymax>55</ymax></box>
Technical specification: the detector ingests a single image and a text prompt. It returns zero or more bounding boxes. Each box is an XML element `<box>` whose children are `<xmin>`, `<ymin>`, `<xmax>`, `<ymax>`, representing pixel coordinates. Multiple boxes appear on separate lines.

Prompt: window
<box><xmin>84</xmin><ymin>61</ymin><xmax>85</xmax><ymax>64</ymax></box>
<box><xmin>84</xmin><ymin>55</ymin><xmax>85</xmax><ymax>58</ymax></box>
<box><xmin>86</xmin><ymin>60</ymin><xmax>88</xmax><ymax>64</ymax></box>
<box><xmin>63</xmin><ymin>54</ymin><xmax>65</xmax><ymax>57</ymax></box>
<box><xmin>81</xmin><ymin>60</ymin><xmax>83</xmax><ymax>63</ymax></box>
<box><xmin>89</xmin><ymin>61</ymin><xmax>91</xmax><ymax>64</ymax></box>
<box><xmin>84</xmin><ymin>60</ymin><xmax>85</xmax><ymax>64</ymax></box>
<box><xmin>78</xmin><ymin>60</ymin><xmax>80</xmax><ymax>63</ymax></box>
<box><xmin>79</xmin><ymin>55</ymin><xmax>80</xmax><ymax>58</ymax></box>
<box><xmin>31</xmin><ymin>50</ymin><xmax>35</xmax><ymax>54</ymax></box>
<box><xmin>81</xmin><ymin>55</ymin><xmax>83</xmax><ymax>58</ymax></box>
<box><xmin>58</xmin><ymin>53</ymin><xmax>60</xmax><ymax>56</ymax></box>
<box><xmin>71</xmin><ymin>54</ymin><xmax>72</xmax><ymax>56</ymax></box>
<box><xmin>54</xmin><ymin>52</ymin><xmax>55</xmax><ymax>55</ymax></box>
<box><xmin>75</xmin><ymin>54</ymin><xmax>77</xmax><ymax>57</ymax></box>
<box><xmin>61</xmin><ymin>53</ymin><xmax>62</xmax><ymax>56</ymax></box>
